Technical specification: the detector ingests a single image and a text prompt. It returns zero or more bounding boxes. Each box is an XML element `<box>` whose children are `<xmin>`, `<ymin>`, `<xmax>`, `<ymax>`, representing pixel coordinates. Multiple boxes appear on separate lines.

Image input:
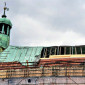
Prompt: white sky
<box><xmin>0</xmin><ymin>0</ymin><xmax>85</xmax><ymax>46</ymax></box>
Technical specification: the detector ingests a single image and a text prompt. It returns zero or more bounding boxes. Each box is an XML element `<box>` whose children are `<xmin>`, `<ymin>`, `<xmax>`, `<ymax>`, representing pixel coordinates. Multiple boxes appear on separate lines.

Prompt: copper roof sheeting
<box><xmin>0</xmin><ymin>46</ymin><xmax>43</xmax><ymax>65</ymax></box>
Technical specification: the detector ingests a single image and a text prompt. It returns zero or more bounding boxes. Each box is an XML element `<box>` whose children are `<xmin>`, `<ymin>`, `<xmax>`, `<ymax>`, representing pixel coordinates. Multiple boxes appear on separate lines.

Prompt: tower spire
<box><xmin>2</xmin><ymin>2</ymin><xmax>9</xmax><ymax>18</ymax></box>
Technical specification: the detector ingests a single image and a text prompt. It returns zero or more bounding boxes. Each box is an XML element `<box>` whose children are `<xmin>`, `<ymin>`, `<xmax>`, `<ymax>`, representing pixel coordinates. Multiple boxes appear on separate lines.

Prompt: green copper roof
<box><xmin>0</xmin><ymin>46</ymin><xmax>43</xmax><ymax>65</ymax></box>
<box><xmin>0</xmin><ymin>18</ymin><xmax>12</xmax><ymax>27</ymax></box>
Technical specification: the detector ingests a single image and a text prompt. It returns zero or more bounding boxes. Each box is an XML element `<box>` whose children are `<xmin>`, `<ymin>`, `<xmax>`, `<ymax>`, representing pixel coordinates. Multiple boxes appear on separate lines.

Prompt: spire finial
<box><xmin>2</xmin><ymin>2</ymin><xmax>9</xmax><ymax>18</ymax></box>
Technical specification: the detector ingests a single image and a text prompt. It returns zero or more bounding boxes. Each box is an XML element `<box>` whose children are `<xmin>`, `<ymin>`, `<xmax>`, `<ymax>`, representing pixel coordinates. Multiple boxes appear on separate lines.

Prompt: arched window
<box><xmin>7</xmin><ymin>26</ymin><xmax>10</xmax><ymax>36</ymax></box>
<box><xmin>4</xmin><ymin>24</ymin><xmax>8</xmax><ymax>35</ymax></box>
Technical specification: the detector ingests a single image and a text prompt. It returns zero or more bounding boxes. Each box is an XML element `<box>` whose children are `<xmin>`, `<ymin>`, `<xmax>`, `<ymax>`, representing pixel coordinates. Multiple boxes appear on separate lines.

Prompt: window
<box><xmin>4</xmin><ymin>24</ymin><xmax>8</xmax><ymax>35</ymax></box>
<box><xmin>0</xmin><ymin>24</ymin><xmax>3</xmax><ymax>33</ymax></box>
<box><xmin>28</xmin><ymin>79</ymin><xmax>31</xmax><ymax>83</ymax></box>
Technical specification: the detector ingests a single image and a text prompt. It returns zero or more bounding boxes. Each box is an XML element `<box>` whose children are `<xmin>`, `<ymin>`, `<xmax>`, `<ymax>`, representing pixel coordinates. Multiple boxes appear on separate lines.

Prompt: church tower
<box><xmin>0</xmin><ymin>3</ymin><xmax>12</xmax><ymax>52</ymax></box>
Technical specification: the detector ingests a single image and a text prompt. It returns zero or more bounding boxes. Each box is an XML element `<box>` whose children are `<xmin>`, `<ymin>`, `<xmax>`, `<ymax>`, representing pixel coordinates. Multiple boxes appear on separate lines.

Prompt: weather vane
<box><xmin>2</xmin><ymin>2</ymin><xmax>9</xmax><ymax>17</ymax></box>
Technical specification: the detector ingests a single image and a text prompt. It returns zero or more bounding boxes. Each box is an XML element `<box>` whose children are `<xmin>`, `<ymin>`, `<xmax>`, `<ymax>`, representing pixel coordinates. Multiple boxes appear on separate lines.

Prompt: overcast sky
<box><xmin>0</xmin><ymin>0</ymin><xmax>85</xmax><ymax>46</ymax></box>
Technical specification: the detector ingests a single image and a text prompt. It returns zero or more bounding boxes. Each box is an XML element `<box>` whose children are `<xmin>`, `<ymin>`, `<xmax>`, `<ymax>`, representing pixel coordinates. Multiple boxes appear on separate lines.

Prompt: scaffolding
<box><xmin>41</xmin><ymin>46</ymin><xmax>85</xmax><ymax>58</ymax></box>
<box><xmin>0</xmin><ymin>61</ymin><xmax>85</xmax><ymax>84</ymax></box>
